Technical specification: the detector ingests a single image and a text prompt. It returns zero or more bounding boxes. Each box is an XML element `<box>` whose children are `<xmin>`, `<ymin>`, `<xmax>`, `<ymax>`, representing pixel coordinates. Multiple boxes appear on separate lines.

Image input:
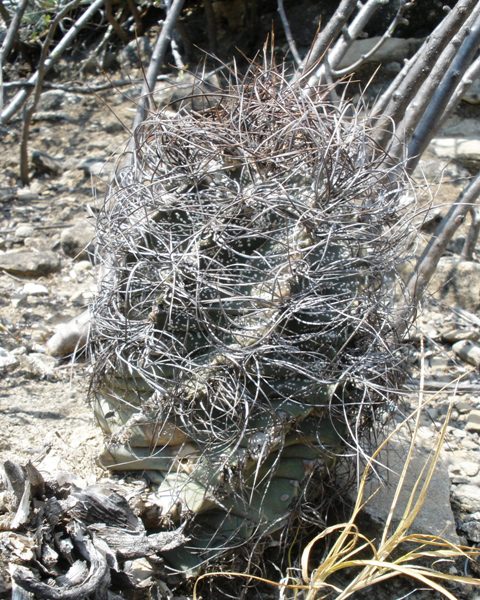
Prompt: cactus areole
<box><xmin>90</xmin><ymin>63</ymin><xmax>414</xmax><ymax>574</ymax></box>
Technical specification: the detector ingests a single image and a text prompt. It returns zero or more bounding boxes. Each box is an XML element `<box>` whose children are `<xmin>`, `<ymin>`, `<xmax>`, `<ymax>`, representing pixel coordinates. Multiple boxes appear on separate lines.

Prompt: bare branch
<box><xmin>405</xmin><ymin>173</ymin><xmax>480</xmax><ymax>313</ymax></box>
<box><xmin>0</xmin><ymin>0</ymin><xmax>28</xmax><ymax>111</ymax></box>
<box><xmin>277</xmin><ymin>0</ymin><xmax>301</xmax><ymax>66</ymax></box>
<box><xmin>292</xmin><ymin>0</ymin><xmax>356</xmax><ymax>84</ymax></box>
<box><xmin>399</xmin><ymin>7</ymin><xmax>480</xmax><ymax>171</ymax></box>
<box><xmin>462</xmin><ymin>207</ymin><xmax>480</xmax><ymax>260</ymax></box>
<box><xmin>132</xmin><ymin>0</ymin><xmax>185</xmax><ymax>130</ymax></box>
<box><xmin>19</xmin><ymin>0</ymin><xmax>82</xmax><ymax>185</ymax></box>
<box><xmin>332</xmin><ymin>1</ymin><xmax>411</xmax><ymax>78</ymax></box>
<box><xmin>305</xmin><ymin>0</ymin><xmax>387</xmax><ymax>88</ymax></box>
<box><xmin>0</xmin><ymin>0</ymin><xmax>105</xmax><ymax>125</ymax></box>
<box><xmin>371</xmin><ymin>0</ymin><xmax>476</xmax><ymax>149</ymax></box>
<box><xmin>105</xmin><ymin>0</ymin><xmax>129</xmax><ymax>42</ymax></box>
<box><xmin>441</xmin><ymin>53</ymin><xmax>480</xmax><ymax>125</ymax></box>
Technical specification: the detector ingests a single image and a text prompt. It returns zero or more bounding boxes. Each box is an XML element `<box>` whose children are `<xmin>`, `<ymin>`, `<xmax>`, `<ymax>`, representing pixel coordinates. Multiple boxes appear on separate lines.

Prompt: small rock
<box><xmin>46</xmin><ymin>309</ymin><xmax>90</xmax><ymax>357</ymax></box>
<box><xmin>31</xmin><ymin>150</ymin><xmax>64</xmax><ymax>177</ymax></box>
<box><xmin>0</xmin><ymin>250</ymin><xmax>61</xmax><ymax>276</ymax></box>
<box><xmin>451</xmin><ymin>483</ymin><xmax>480</xmax><ymax>514</ymax></box>
<box><xmin>60</xmin><ymin>221</ymin><xmax>95</xmax><ymax>260</ymax></box>
<box><xmin>466</xmin><ymin>409</ymin><xmax>480</xmax><ymax>432</ymax></box>
<box><xmin>14</xmin><ymin>224</ymin><xmax>35</xmax><ymax>239</ymax></box>
<box><xmin>453</xmin><ymin>340</ymin><xmax>480</xmax><ymax>368</ymax></box>
<box><xmin>441</xmin><ymin>328</ymin><xmax>479</xmax><ymax>344</ymax></box>
<box><xmin>430</xmin><ymin>137</ymin><xmax>480</xmax><ymax>170</ymax></box>
<box><xmin>23</xmin><ymin>353</ymin><xmax>56</xmax><ymax>378</ymax></box>
<box><xmin>118</xmin><ymin>36</ymin><xmax>152</xmax><ymax>69</ymax></box>
<box><xmin>459</xmin><ymin>519</ymin><xmax>480</xmax><ymax>543</ymax></box>
<box><xmin>456</xmin><ymin>398</ymin><xmax>473</xmax><ymax>413</ymax></box>
<box><xmin>21</xmin><ymin>283</ymin><xmax>48</xmax><ymax>296</ymax></box>
<box><xmin>0</xmin><ymin>347</ymin><xmax>18</xmax><ymax>372</ymax></box>
<box><xmin>428</xmin><ymin>258</ymin><xmax>480</xmax><ymax>313</ymax></box>
<box><xmin>37</xmin><ymin>90</ymin><xmax>65</xmax><ymax>111</ymax></box>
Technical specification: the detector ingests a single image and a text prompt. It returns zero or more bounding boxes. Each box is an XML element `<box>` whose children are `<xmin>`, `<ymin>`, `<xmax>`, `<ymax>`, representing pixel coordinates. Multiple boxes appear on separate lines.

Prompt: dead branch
<box><xmin>398</xmin><ymin>6</ymin><xmax>480</xmax><ymax>170</ymax></box>
<box><xmin>332</xmin><ymin>1</ymin><xmax>412</xmax><ymax>78</ymax></box>
<box><xmin>126</xmin><ymin>0</ymin><xmax>143</xmax><ymax>36</ymax></box>
<box><xmin>304</xmin><ymin>0</ymin><xmax>388</xmax><ymax>88</ymax></box>
<box><xmin>19</xmin><ymin>0</ymin><xmax>82</xmax><ymax>185</ymax></box>
<box><xmin>440</xmin><ymin>53</ymin><xmax>480</xmax><ymax>130</ymax></box>
<box><xmin>371</xmin><ymin>0</ymin><xmax>476</xmax><ymax>149</ymax></box>
<box><xmin>105</xmin><ymin>0</ymin><xmax>128</xmax><ymax>43</ymax></box>
<box><xmin>277</xmin><ymin>0</ymin><xmax>301</xmax><ymax>66</ymax></box>
<box><xmin>292</xmin><ymin>0</ymin><xmax>356</xmax><ymax>83</ymax></box>
<box><xmin>0</xmin><ymin>0</ymin><xmax>28</xmax><ymax>112</ymax></box>
<box><xmin>406</xmin><ymin>173</ymin><xmax>480</xmax><ymax>312</ymax></box>
<box><xmin>0</xmin><ymin>0</ymin><xmax>105</xmax><ymax>125</ymax></box>
<box><xmin>132</xmin><ymin>0</ymin><xmax>185</xmax><ymax>130</ymax></box>
<box><xmin>462</xmin><ymin>207</ymin><xmax>480</xmax><ymax>260</ymax></box>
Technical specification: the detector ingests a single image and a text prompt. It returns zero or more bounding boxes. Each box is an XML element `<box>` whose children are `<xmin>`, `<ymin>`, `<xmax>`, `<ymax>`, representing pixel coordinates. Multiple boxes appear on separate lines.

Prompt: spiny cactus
<box><xmin>90</xmin><ymin>60</ymin><xmax>415</xmax><ymax>575</ymax></box>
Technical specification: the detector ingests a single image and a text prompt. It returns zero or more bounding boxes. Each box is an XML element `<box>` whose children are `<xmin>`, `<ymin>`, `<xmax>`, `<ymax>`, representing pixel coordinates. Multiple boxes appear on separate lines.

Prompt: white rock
<box><xmin>428</xmin><ymin>258</ymin><xmax>480</xmax><ymax>313</ymax></box>
<box><xmin>21</xmin><ymin>282</ymin><xmax>48</xmax><ymax>296</ymax></box>
<box><xmin>46</xmin><ymin>309</ymin><xmax>90</xmax><ymax>357</ymax></box>
<box><xmin>339</xmin><ymin>37</ymin><xmax>423</xmax><ymax>69</ymax></box>
<box><xmin>15</xmin><ymin>224</ymin><xmax>34</xmax><ymax>239</ymax></box>
<box><xmin>430</xmin><ymin>137</ymin><xmax>480</xmax><ymax>165</ymax></box>
<box><xmin>0</xmin><ymin>347</ymin><xmax>18</xmax><ymax>372</ymax></box>
<box><xmin>453</xmin><ymin>340</ymin><xmax>480</xmax><ymax>368</ymax></box>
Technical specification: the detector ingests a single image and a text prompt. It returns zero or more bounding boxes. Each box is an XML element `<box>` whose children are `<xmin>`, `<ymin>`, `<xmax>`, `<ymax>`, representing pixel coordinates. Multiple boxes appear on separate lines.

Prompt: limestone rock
<box><xmin>466</xmin><ymin>409</ymin><xmax>480</xmax><ymax>432</ymax></box>
<box><xmin>31</xmin><ymin>150</ymin><xmax>64</xmax><ymax>177</ymax></box>
<box><xmin>357</xmin><ymin>434</ymin><xmax>458</xmax><ymax>543</ymax></box>
<box><xmin>430</xmin><ymin>138</ymin><xmax>480</xmax><ymax>170</ymax></box>
<box><xmin>451</xmin><ymin>484</ymin><xmax>480</xmax><ymax>515</ymax></box>
<box><xmin>0</xmin><ymin>250</ymin><xmax>61</xmax><ymax>277</ymax></box>
<box><xmin>339</xmin><ymin>37</ymin><xmax>423</xmax><ymax>69</ymax></box>
<box><xmin>453</xmin><ymin>340</ymin><xmax>480</xmax><ymax>368</ymax></box>
<box><xmin>427</xmin><ymin>257</ymin><xmax>480</xmax><ymax>313</ymax></box>
<box><xmin>0</xmin><ymin>348</ymin><xmax>18</xmax><ymax>372</ymax></box>
<box><xmin>60</xmin><ymin>221</ymin><xmax>95</xmax><ymax>260</ymax></box>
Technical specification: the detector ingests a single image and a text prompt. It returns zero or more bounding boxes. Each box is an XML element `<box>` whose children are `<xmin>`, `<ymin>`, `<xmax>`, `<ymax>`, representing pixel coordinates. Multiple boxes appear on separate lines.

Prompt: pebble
<box><xmin>23</xmin><ymin>352</ymin><xmax>57</xmax><ymax>379</ymax></box>
<box><xmin>0</xmin><ymin>347</ymin><xmax>18</xmax><ymax>372</ymax></box>
<box><xmin>453</xmin><ymin>340</ymin><xmax>480</xmax><ymax>368</ymax></box>
<box><xmin>60</xmin><ymin>221</ymin><xmax>95</xmax><ymax>260</ymax></box>
<box><xmin>21</xmin><ymin>283</ymin><xmax>49</xmax><ymax>296</ymax></box>
<box><xmin>466</xmin><ymin>409</ymin><xmax>480</xmax><ymax>432</ymax></box>
<box><xmin>451</xmin><ymin>483</ymin><xmax>480</xmax><ymax>513</ymax></box>
<box><xmin>15</xmin><ymin>224</ymin><xmax>35</xmax><ymax>239</ymax></box>
<box><xmin>0</xmin><ymin>250</ymin><xmax>61</xmax><ymax>277</ymax></box>
<box><xmin>31</xmin><ymin>150</ymin><xmax>64</xmax><ymax>177</ymax></box>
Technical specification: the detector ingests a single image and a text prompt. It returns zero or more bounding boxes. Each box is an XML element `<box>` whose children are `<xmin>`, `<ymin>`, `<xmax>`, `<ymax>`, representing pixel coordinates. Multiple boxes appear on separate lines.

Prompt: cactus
<box><xmin>90</xmin><ymin>61</ymin><xmax>414</xmax><ymax>574</ymax></box>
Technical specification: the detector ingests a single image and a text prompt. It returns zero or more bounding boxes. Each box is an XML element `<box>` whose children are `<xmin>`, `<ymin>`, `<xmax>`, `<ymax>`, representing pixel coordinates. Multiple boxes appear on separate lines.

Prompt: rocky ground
<box><xmin>1</xmin><ymin>59</ymin><xmax>480</xmax><ymax>598</ymax></box>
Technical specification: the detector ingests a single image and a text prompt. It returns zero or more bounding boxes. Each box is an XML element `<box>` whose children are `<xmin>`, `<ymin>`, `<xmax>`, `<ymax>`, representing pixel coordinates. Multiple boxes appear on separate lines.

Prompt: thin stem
<box><xmin>277</xmin><ymin>0</ymin><xmax>301</xmax><ymax>66</ymax></box>
<box><xmin>20</xmin><ymin>0</ymin><xmax>82</xmax><ymax>185</ymax></box>
<box><xmin>0</xmin><ymin>0</ymin><xmax>28</xmax><ymax>112</ymax></box>
<box><xmin>0</xmin><ymin>0</ymin><xmax>105</xmax><ymax>125</ymax></box>
<box><xmin>405</xmin><ymin>173</ymin><xmax>480</xmax><ymax>319</ymax></box>
<box><xmin>292</xmin><ymin>0</ymin><xmax>356</xmax><ymax>84</ymax></box>
<box><xmin>132</xmin><ymin>0</ymin><xmax>185</xmax><ymax>131</ymax></box>
<box><xmin>461</xmin><ymin>207</ymin><xmax>480</xmax><ymax>260</ymax></box>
